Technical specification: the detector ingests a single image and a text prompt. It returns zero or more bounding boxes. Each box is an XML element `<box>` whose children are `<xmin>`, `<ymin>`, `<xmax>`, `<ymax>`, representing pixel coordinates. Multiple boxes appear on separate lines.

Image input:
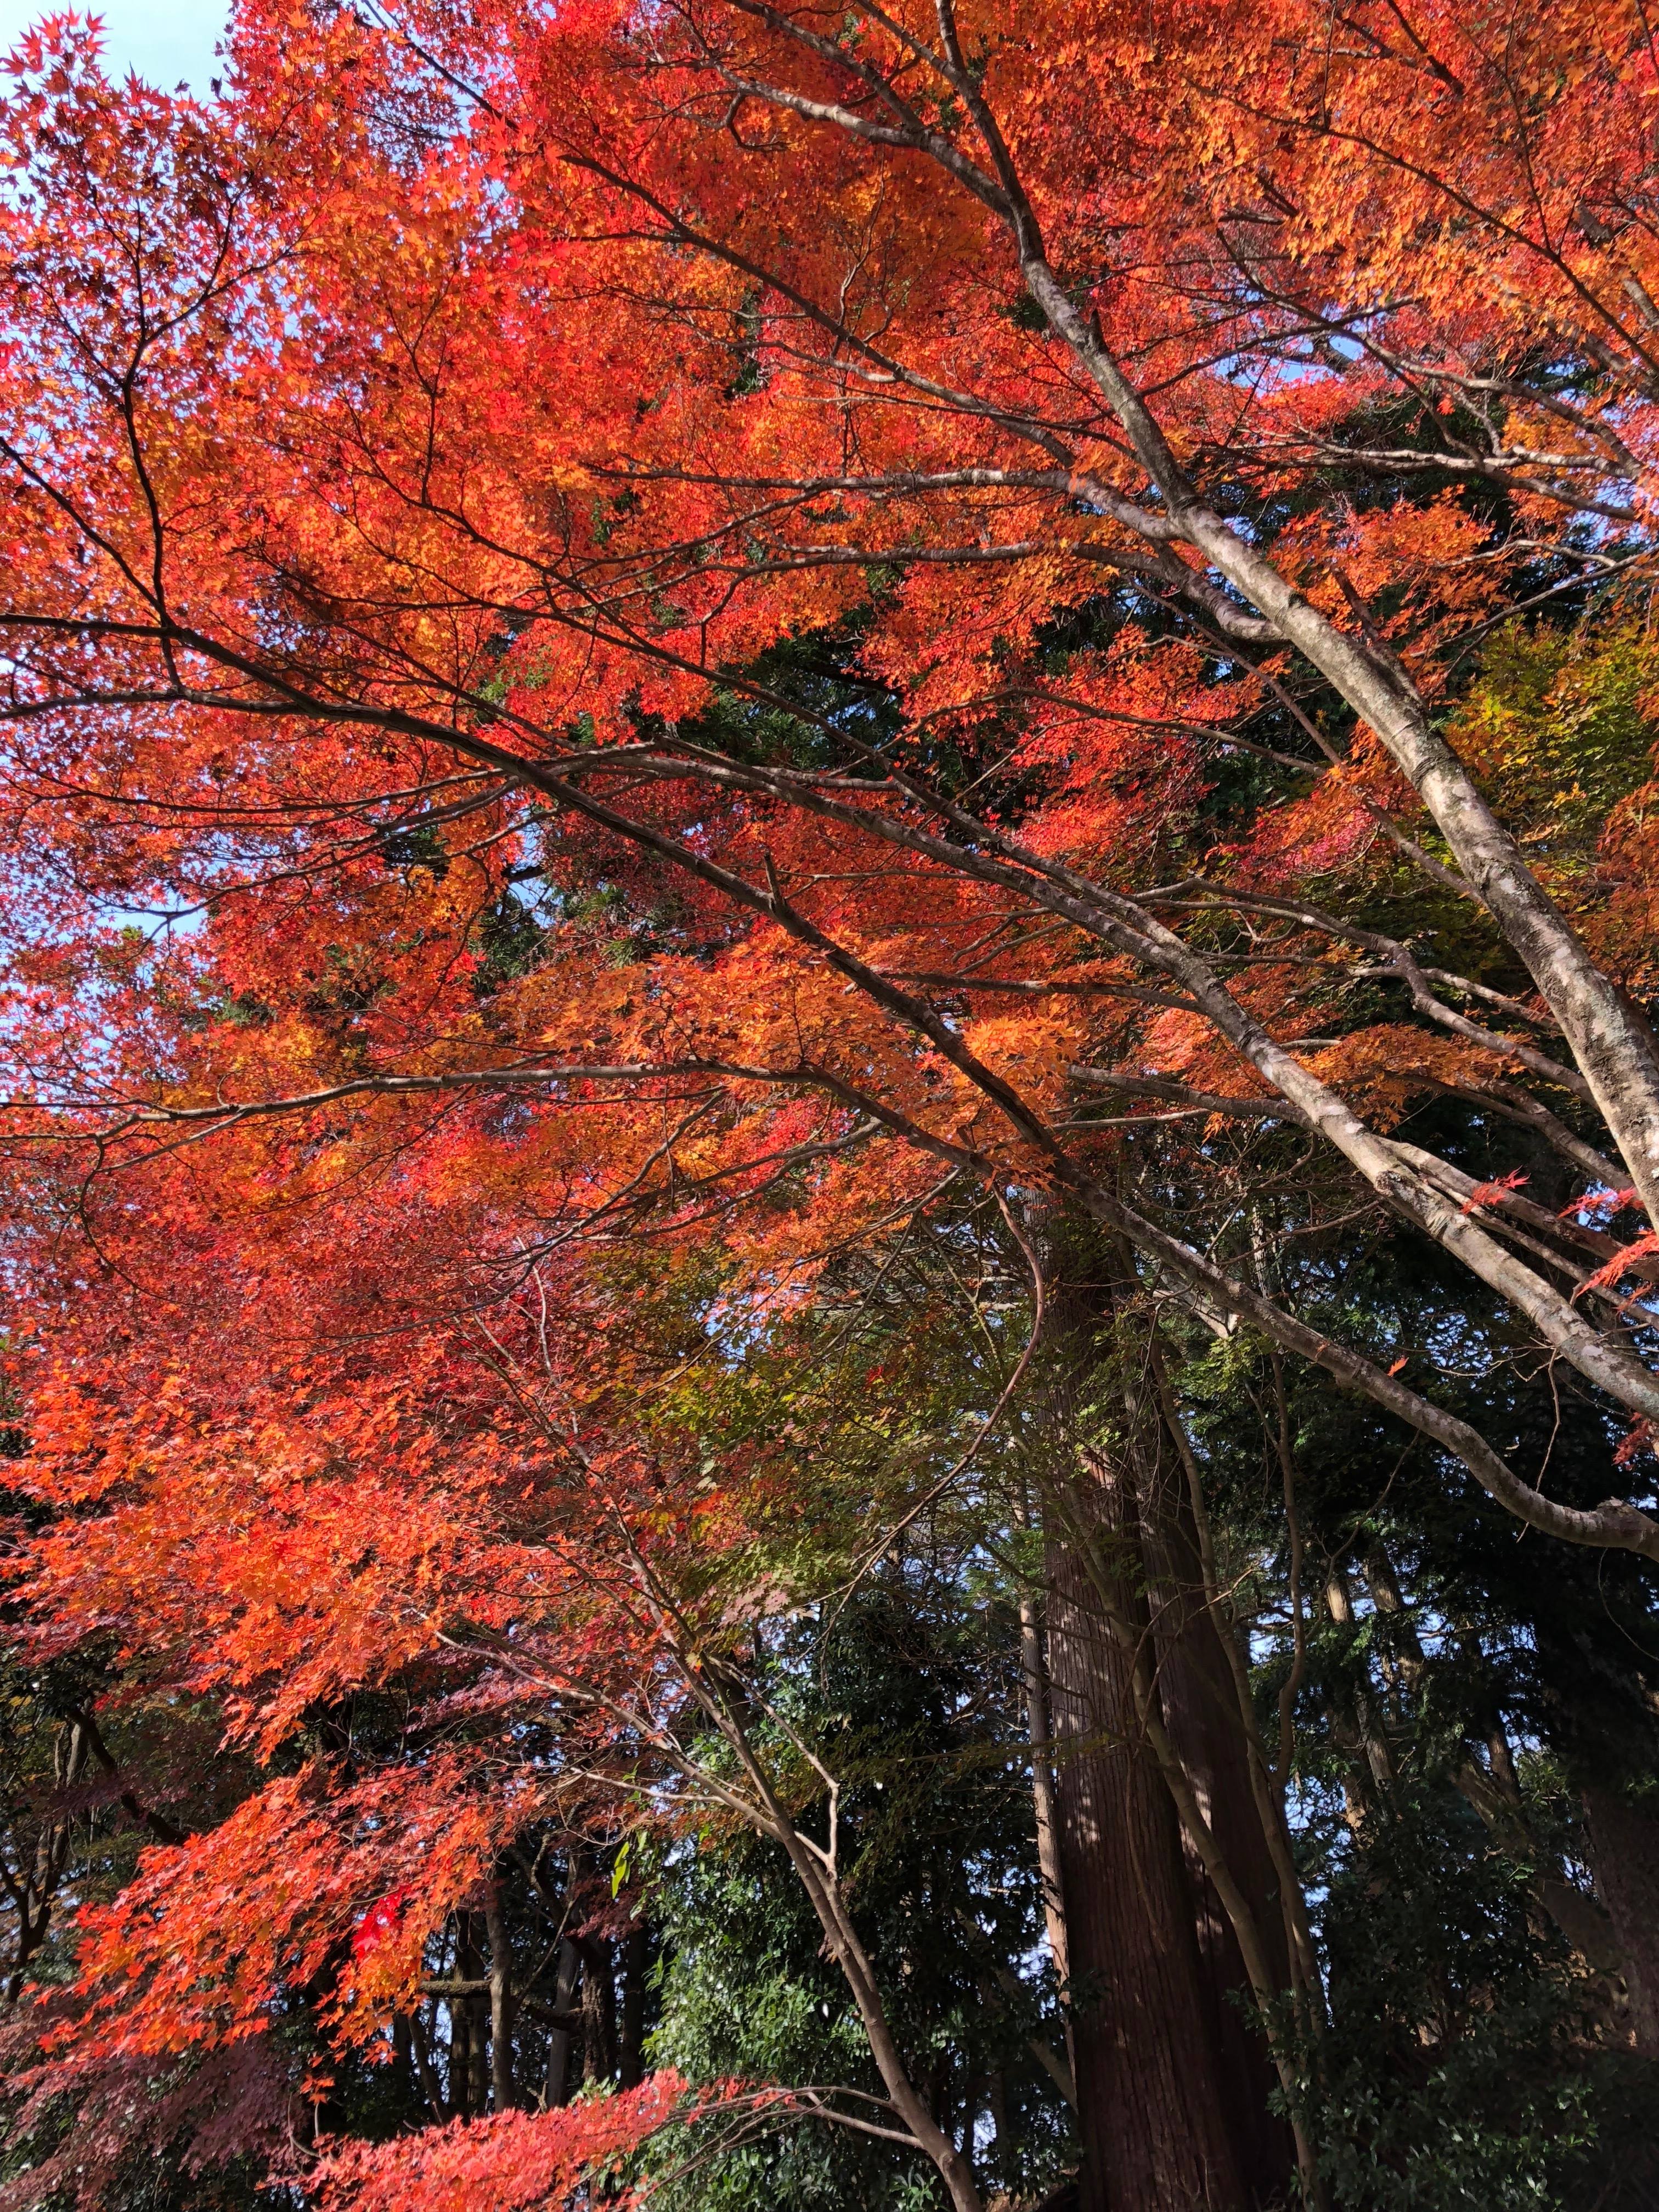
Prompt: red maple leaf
<box><xmin>1459</xmin><ymin>1169</ymin><xmax>1528</xmax><ymax>1215</ymax></box>
<box><xmin>351</xmin><ymin>1884</ymin><xmax>415</xmax><ymax>1962</ymax></box>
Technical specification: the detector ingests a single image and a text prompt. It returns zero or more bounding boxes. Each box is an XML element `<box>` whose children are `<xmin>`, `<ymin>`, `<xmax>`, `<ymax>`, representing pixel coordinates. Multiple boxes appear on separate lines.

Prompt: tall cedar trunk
<box><xmin>1584</xmin><ymin>1788</ymin><xmax>1659</xmax><ymax>2055</ymax></box>
<box><xmin>469</xmin><ymin>1988</ymin><xmax>490</xmax><ymax>2112</ymax></box>
<box><xmin>1046</xmin><ymin>1462</ymin><xmax>1252</xmax><ymax>2212</ymax></box>
<box><xmin>1036</xmin><ymin>1250</ymin><xmax>1295</xmax><ymax>2209</ymax></box>
<box><xmin>1138</xmin><ymin>1417</ymin><xmax>1296</xmax><ymax>2200</ymax></box>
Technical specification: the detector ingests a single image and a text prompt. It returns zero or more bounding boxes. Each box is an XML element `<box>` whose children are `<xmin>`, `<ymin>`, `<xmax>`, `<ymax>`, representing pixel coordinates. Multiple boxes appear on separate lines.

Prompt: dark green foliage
<box><xmin>1169</xmin><ymin>1195</ymin><xmax>1659</xmax><ymax>2209</ymax></box>
<box><xmin>1314</xmin><ymin>1792</ymin><xmax>1655</xmax><ymax>2210</ymax></box>
<box><xmin>378</xmin><ymin>822</ymin><xmax>450</xmax><ymax>880</ymax></box>
<box><xmin>644</xmin><ymin>1584</ymin><xmax>1075</xmax><ymax>2210</ymax></box>
<box><xmin>471</xmin><ymin>884</ymin><xmax>550</xmax><ymax>989</ymax></box>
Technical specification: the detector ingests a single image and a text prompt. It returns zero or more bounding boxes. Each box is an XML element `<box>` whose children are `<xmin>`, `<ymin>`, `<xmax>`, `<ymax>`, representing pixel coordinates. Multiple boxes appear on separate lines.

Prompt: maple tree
<box><xmin>1</xmin><ymin>0</ymin><xmax>1658</xmax><ymax>2206</ymax></box>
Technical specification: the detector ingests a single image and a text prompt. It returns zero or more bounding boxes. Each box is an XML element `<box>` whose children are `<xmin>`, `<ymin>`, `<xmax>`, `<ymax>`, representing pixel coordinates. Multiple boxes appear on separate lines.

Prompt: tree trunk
<box><xmin>580</xmin><ymin>1935</ymin><xmax>618</xmax><ymax>2085</ymax></box>
<box><xmin>1137</xmin><ymin>1424</ymin><xmax>1296</xmax><ymax>2202</ymax></box>
<box><xmin>391</xmin><ymin>2012</ymin><xmax>413</xmax><ymax>2107</ymax></box>
<box><xmin>1451</xmin><ymin>1755</ymin><xmax>1624</xmax><ymax>1975</ymax></box>
<box><xmin>410</xmin><ymin>2009</ymin><xmax>451</xmax><ymax>2124</ymax></box>
<box><xmin>1323</xmin><ymin>1564</ymin><xmax>1397</xmax><ymax>1803</ymax></box>
<box><xmin>484</xmin><ymin>1878</ymin><xmax>517</xmax><ymax>2112</ymax></box>
<box><xmin>1046</xmin><ymin>1463</ymin><xmax>1253</xmax><ymax>2212</ymax></box>
<box><xmin>461</xmin><ymin>1911</ymin><xmax>490</xmax><ymax>2117</ymax></box>
<box><xmin>543</xmin><ymin>1938</ymin><xmax>581</xmax><ymax>2108</ymax></box>
<box><xmin>619</xmin><ymin>1923</ymin><xmax>648</xmax><ymax>2089</ymax></box>
<box><xmin>448</xmin><ymin>1991</ymin><xmax>471</xmax><ymax>2121</ymax></box>
<box><xmin>1020</xmin><ymin>1585</ymin><xmax>1073</xmax><ymax>1993</ymax></box>
<box><xmin>1030</xmin><ymin>1245</ymin><xmax>1299</xmax><ymax>2208</ymax></box>
<box><xmin>1584</xmin><ymin>1787</ymin><xmax>1659</xmax><ymax>2056</ymax></box>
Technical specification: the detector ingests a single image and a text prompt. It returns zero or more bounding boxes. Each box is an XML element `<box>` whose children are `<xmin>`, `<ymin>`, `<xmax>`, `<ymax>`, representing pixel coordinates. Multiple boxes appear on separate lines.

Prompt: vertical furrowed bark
<box><xmin>1026</xmin><ymin>1254</ymin><xmax>1305</xmax><ymax>2204</ymax></box>
<box><xmin>1045</xmin><ymin>1471</ymin><xmax>1252</xmax><ymax>2212</ymax></box>
<box><xmin>1136</xmin><ymin>1424</ymin><xmax>1298</xmax><ymax>2204</ymax></box>
<box><xmin>1148</xmin><ymin>1341</ymin><xmax>1328</xmax><ymax>2035</ymax></box>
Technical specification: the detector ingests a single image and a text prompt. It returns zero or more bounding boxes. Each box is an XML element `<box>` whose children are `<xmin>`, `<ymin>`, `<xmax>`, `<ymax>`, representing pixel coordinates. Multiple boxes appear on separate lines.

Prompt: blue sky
<box><xmin>0</xmin><ymin>0</ymin><xmax>227</xmax><ymax>91</ymax></box>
